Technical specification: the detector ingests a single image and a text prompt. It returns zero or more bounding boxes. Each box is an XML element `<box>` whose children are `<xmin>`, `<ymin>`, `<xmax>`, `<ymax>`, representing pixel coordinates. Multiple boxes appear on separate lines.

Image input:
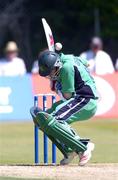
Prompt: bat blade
<box><xmin>42</xmin><ymin>18</ymin><xmax>55</xmax><ymax>51</ymax></box>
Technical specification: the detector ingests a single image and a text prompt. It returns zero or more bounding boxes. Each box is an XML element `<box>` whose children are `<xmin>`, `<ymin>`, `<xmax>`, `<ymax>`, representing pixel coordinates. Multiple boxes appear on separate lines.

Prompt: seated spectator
<box><xmin>80</xmin><ymin>37</ymin><xmax>114</xmax><ymax>75</ymax></box>
<box><xmin>0</xmin><ymin>41</ymin><xmax>26</xmax><ymax>76</ymax></box>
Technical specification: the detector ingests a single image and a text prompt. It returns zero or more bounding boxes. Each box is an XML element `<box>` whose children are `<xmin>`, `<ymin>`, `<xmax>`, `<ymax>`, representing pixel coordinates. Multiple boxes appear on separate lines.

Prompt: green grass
<box><xmin>0</xmin><ymin>178</ymin><xmax>21</xmax><ymax>180</ymax></box>
<box><xmin>0</xmin><ymin>177</ymin><xmax>49</xmax><ymax>180</ymax></box>
<box><xmin>0</xmin><ymin>118</ymin><xmax>118</xmax><ymax>164</ymax></box>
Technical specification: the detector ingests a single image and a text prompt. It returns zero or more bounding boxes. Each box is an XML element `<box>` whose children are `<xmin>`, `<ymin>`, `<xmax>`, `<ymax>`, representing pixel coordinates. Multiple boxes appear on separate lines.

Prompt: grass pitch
<box><xmin>0</xmin><ymin>118</ymin><xmax>118</xmax><ymax>164</ymax></box>
<box><xmin>0</xmin><ymin>177</ymin><xmax>48</xmax><ymax>180</ymax></box>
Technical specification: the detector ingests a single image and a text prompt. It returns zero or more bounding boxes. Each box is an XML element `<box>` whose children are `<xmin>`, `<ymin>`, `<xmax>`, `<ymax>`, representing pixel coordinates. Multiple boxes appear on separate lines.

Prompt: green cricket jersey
<box><xmin>58</xmin><ymin>53</ymin><xmax>98</xmax><ymax>99</ymax></box>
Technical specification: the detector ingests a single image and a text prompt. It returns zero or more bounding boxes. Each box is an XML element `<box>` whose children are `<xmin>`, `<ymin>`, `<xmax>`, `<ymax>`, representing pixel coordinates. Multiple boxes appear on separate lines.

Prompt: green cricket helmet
<box><xmin>38</xmin><ymin>50</ymin><xmax>62</xmax><ymax>77</ymax></box>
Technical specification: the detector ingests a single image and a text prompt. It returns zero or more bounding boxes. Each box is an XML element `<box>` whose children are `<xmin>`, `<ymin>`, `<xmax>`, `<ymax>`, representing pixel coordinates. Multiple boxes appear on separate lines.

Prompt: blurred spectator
<box><xmin>80</xmin><ymin>37</ymin><xmax>115</xmax><ymax>75</ymax></box>
<box><xmin>0</xmin><ymin>41</ymin><xmax>26</xmax><ymax>76</ymax></box>
<box><xmin>115</xmin><ymin>58</ymin><xmax>118</xmax><ymax>71</ymax></box>
<box><xmin>31</xmin><ymin>48</ymin><xmax>48</xmax><ymax>74</ymax></box>
<box><xmin>31</xmin><ymin>60</ymin><xmax>39</xmax><ymax>74</ymax></box>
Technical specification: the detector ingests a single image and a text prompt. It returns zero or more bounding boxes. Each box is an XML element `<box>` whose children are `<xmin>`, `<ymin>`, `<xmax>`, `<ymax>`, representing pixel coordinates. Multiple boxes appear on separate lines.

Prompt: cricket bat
<box><xmin>42</xmin><ymin>18</ymin><xmax>55</xmax><ymax>51</ymax></box>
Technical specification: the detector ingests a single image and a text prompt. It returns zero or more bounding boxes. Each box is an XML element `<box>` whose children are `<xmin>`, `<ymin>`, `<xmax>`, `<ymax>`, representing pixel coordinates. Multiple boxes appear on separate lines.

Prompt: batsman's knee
<box><xmin>30</xmin><ymin>106</ymin><xmax>43</xmax><ymax>127</ymax></box>
<box><xmin>36</xmin><ymin>112</ymin><xmax>55</xmax><ymax>131</ymax></box>
<box><xmin>30</xmin><ymin>106</ymin><xmax>55</xmax><ymax>130</ymax></box>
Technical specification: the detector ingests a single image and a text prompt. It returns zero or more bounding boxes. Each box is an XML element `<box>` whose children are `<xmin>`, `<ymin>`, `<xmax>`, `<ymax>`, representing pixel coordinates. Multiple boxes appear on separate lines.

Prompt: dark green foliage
<box><xmin>0</xmin><ymin>0</ymin><xmax>117</xmax><ymax>70</ymax></box>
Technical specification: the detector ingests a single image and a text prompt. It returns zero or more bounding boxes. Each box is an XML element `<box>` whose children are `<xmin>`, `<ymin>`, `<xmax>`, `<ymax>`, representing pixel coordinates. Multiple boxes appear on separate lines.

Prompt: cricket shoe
<box><xmin>60</xmin><ymin>152</ymin><xmax>78</xmax><ymax>165</ymax></box>
<box><xmin>79</xmin><ymin>142</ymin><xmax>95</xmax><ymax>166</ymax></box>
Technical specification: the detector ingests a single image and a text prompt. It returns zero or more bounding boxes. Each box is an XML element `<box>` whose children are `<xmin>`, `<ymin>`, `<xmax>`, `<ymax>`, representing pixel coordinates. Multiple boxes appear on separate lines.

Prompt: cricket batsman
<box><xmin>30</xmin><ymin>50</ymin><xmax>98</xmax><ymax>166</ymax></box>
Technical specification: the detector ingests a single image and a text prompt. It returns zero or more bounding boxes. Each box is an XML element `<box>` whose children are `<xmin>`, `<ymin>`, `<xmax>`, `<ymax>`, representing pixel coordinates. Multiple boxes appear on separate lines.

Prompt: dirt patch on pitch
<box><xmin>0</xmin><ymin>164</ymin><xmax>118</xmax><ymax>180</ymax></box>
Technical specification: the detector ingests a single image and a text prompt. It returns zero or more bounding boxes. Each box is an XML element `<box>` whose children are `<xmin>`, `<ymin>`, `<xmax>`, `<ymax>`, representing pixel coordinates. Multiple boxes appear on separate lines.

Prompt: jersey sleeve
<box><xmin>60</xmin><ymin>63</ymin><xmax>75</xmax><ymax>93</ymax></box>
<box><xmin>75</xmin><ymin>56</ymin><xmax>89</xmax><ymax>67</ymax></box>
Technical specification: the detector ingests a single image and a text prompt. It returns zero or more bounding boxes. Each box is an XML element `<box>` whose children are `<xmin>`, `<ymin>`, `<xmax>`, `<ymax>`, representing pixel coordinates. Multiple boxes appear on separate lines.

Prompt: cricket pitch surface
<box><xmin>0</xmin><ymin>163</ymin><xmax>118</xmax><ymax>180</ymax></box>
